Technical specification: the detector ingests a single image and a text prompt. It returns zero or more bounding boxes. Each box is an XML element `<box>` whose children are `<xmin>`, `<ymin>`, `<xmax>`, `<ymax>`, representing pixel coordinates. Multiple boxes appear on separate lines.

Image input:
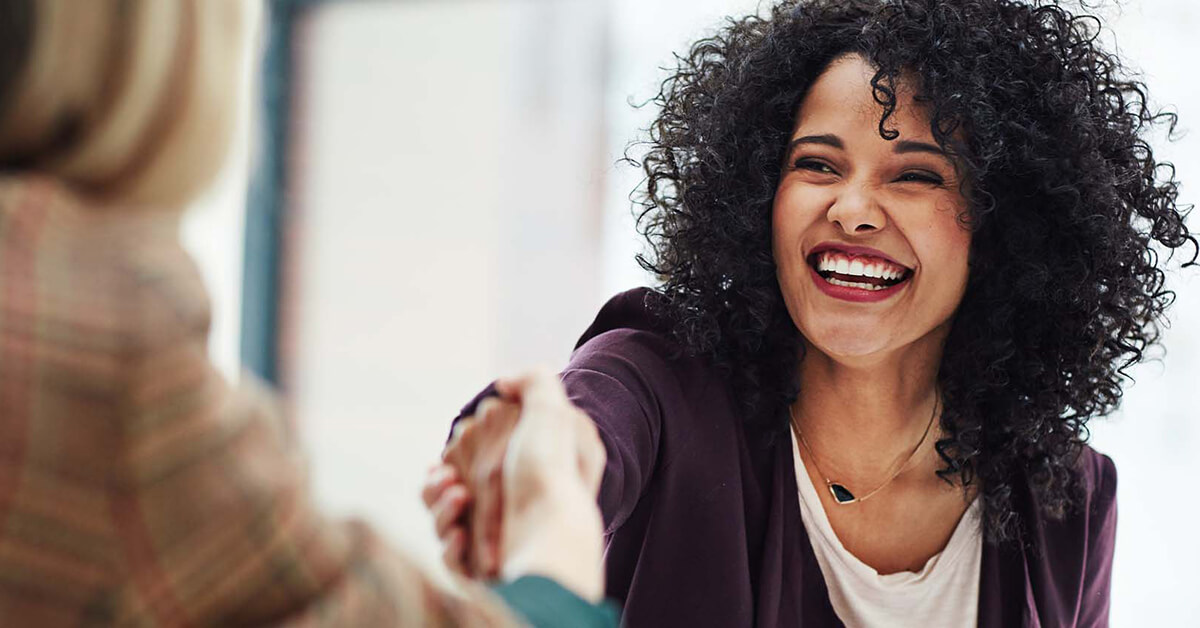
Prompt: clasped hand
<box><xmin>422</xmin><ymin>370</ymin><xmax>607</xmax><ymax>602</ymax></box>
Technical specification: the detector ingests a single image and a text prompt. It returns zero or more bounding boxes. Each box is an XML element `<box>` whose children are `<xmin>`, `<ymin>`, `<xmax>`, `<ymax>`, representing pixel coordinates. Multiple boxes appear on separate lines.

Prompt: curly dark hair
<box><xmin>633</xmin><ymin>0</ymin><xmax>1196</xmax><ymax>541</ymax></box>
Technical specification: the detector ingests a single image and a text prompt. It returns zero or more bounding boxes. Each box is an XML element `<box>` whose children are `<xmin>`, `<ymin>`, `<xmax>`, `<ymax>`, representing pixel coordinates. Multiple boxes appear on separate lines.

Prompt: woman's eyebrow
<box><xmin>786</xmin><ymin>135</ymin><xmax>950</xmax><ymax>161</ymax></box>
<box><xmin>893</xmin><ymin>139</ymin><xmax>947</xmax><ymax>157</ymax></box>
<box><xmin>787</xmin><ymin>134</ymin><xmax>843</xmax><ymax>153</ymax></box>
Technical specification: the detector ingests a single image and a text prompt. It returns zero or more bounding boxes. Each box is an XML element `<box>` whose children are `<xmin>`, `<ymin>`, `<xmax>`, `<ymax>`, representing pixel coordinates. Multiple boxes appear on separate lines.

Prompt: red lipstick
<box><xmin>808</xmin><ymin>243</ymin><xmax>910</xmax><ymax>268</ymax></box>
<box><xmin>806</xmin><ymin>242</ymin><xmax>913</xmax><ymax>303</ymax></box>
<box><xmin>808</xmin><ymin>265</ymin><xmax>909</xmax><ymax>302</ymax></box>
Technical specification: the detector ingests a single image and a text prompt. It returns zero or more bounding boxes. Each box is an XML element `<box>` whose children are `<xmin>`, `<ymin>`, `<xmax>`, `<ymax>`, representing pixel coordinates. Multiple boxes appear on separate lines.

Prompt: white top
<box><xmin>790</xmin><ymin>431</ymin><xmax>983</xmax><ymax>628</ymax></box>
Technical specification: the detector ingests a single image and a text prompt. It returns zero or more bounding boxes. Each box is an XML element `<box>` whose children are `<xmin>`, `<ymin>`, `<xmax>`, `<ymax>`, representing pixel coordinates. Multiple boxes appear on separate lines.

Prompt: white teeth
<box><xmin>827</xmin><ymin>277</ymin><xmax>888</xmax><ymax>291</ymax></box>
<box><xmin>815</xmin><ymin>251</ymin><xmax>908</xmax><ymax>281</ymax></box>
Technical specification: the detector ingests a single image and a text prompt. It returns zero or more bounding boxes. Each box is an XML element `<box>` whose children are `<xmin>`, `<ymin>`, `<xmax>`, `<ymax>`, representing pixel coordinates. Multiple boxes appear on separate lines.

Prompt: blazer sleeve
<box><xmin>1078</xmin><ymin>452</ymin><xmax>1118</xmax><ymax>627</ymax></box>
<box><xmin>563</xmin><ymin>329</ymin><xmax>667</xmax><ymax>534</ymax></box>
<box><xmin>109</xmin><ymin>249</ymin><xmax>522</xmax><ymax>627</ymax></box>
<box><xmin>493</xmin><ymin>576</ymin><xmax>621</xmax><ymax>628</ymax></box>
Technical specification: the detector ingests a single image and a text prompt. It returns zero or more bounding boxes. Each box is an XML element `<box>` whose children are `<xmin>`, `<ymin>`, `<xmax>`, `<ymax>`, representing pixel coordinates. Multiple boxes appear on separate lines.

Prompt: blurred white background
<box><xmin>183</xmin><ymin>0</ymin><xmax>1198</xmax><ymax>623</ymax></box>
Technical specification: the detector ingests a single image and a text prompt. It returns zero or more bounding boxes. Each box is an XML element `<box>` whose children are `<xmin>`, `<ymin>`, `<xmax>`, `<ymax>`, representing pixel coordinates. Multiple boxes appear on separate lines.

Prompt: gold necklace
<box><xmin>789</xmin><ymin>394</ymin><xmax>939</xmax><ymax>505</ymax></box>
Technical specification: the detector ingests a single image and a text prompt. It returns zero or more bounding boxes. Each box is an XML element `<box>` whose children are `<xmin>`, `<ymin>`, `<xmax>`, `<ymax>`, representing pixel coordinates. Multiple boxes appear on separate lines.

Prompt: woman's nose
<box><xmin>826</xmin><ymin>185</ymin><xmax>887</xmax><ymax>234</ymax></box>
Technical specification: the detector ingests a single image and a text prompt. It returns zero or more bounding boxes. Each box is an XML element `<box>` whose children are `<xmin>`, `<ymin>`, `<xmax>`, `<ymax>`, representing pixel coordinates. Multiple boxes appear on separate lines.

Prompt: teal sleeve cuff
<box><xmin>492</xmin><ymin>575</ymin><xmax>620</xmax><ymax>628</ymax></box>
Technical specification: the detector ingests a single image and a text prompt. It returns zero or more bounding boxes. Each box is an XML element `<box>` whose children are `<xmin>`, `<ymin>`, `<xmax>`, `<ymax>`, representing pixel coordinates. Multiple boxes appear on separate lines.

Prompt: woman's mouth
<box><xmin>807</xmin><ymin>250</ymin><xmax>913</xmax><ymax>301</ymax></box>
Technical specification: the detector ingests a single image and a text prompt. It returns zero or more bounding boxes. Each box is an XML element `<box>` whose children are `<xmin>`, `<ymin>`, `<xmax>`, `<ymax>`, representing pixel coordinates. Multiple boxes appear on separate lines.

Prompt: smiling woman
<box><xmin>774</xmin><ymin>54</ymin><xmax>972</xmax><ymax>361</ymax></box>
<box><xmin>427</xmin><ymin>0</ymin><xmax>1197</xmax><ymax>626</ymax></box>
<box><xmin>769</xmin><ymin>53</ymin><xmax>981</xmax><ymax>621</ymax></box>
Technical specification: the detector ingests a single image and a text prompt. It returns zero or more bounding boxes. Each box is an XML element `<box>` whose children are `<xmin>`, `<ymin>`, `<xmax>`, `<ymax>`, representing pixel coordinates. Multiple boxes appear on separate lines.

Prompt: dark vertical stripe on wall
<box><xmin>240</xmin><ymin>0</ymin><xmax>470</xmax><ymax>383</ymax></box>
<box><xmin>241</xmin><ymin>0</ymin><xmax>307</xmax><ymax>384</ymax></box>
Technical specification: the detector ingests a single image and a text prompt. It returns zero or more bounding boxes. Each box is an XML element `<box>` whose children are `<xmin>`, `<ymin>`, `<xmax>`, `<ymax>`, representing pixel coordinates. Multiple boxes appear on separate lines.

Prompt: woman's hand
<box><xmin>494</xmin><ymin>369</ymin><xmax>606</xmax><ymax>601</ymax></box>
<box><xmin>441</xmin><ymin>398</ymin><xmax>520</xmax><ymax>578</ymax></box>
<box><xmin>423</xmin><ymin>398</ymin><xmax>517</xmax><ymax>578</ymax></box>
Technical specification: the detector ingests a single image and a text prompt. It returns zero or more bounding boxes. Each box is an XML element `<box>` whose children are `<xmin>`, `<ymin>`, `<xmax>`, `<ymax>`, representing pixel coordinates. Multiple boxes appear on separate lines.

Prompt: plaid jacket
<box><xmin>0</xmin><ymin>176</ymin><xmax>520</xmax><ymax>627</ymax></box>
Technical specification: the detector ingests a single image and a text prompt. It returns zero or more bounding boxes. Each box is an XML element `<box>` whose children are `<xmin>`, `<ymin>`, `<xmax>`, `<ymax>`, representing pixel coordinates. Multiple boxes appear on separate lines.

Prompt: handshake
<box><xmin>422</xmin><ymin>369</ymin><xmax>608</xmax><ymax>602</ymax></box>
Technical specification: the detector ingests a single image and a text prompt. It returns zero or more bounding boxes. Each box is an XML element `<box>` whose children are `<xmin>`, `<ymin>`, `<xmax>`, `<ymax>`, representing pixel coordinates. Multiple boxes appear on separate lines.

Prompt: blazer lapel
<box><xmin>771</xmin><ymin>431</ymin><xmax>843</xmax><ymax>628</ymax></box>
<box><xmin>979</xmin><ymin>533</ymin><xmax>1041</xmax><ymax>627</ymax></box>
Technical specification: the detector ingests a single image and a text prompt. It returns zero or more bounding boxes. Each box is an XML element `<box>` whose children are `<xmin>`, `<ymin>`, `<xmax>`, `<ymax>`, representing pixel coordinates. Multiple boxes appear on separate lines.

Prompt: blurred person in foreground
<box><xmin>0</xmin><ymin>1</ymin><xmax>613</xmax><ymax>626</ymax></box>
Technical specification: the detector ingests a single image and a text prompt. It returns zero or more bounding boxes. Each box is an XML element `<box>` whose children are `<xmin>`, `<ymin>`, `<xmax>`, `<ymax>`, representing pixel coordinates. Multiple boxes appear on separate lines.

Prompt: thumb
<box><xmin>496</xmin><ymin>368</ymin><xmax>571</xmax><ymax>423</ymax></box>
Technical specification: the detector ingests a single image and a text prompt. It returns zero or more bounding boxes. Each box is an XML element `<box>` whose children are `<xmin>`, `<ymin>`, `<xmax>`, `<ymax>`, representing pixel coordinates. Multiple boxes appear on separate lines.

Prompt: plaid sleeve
<box><xmin>106</xmin><ymin>237</ymin><xmax>524</xmax><ymax>627</ymax></box>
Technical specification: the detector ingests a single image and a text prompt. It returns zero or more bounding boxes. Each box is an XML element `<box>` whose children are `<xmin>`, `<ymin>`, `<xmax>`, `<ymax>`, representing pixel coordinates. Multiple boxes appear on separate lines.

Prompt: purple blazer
<box><xmin>458</xmin><ymin>288</ymin><xmax>1117</xmax><ymax>627</ymax></box>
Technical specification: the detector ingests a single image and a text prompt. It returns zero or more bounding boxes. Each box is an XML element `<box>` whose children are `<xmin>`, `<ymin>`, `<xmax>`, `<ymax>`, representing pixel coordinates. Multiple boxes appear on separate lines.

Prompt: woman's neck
<box><xmin>792</xmin><ymin>336</ymin><xmax>944</xmax><ymax>481</ymax></box>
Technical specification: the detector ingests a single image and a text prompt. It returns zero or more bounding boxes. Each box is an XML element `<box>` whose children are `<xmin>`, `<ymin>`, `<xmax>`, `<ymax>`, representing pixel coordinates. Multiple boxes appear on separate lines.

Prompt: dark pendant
<box><xmin>828</xmin><ymin>483</ymin><xmax>857</xmax><ymax>504</ymax></box>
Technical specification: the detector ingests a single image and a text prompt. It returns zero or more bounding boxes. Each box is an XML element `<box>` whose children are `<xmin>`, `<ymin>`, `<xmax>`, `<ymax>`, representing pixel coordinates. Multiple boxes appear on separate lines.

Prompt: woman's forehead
<box><xmin>792</xmin><ymin>54</ymin><xmax>935</xmax><ymax>142</ymax></box>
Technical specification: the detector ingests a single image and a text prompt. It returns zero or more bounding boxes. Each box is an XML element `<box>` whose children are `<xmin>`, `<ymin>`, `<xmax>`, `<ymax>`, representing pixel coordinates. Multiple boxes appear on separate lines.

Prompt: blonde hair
<box><xmin>0</xmin><ymin>0</ymin><xmax>246</xmax><ymax>208</ymax></box>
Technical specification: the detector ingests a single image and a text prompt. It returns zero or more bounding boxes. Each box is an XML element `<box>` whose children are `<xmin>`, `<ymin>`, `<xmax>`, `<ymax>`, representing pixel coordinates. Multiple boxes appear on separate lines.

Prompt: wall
<box><xmin>283</xmin><ymin>0</ymin><xmax>610</xmax><ymax>574</ymax></box>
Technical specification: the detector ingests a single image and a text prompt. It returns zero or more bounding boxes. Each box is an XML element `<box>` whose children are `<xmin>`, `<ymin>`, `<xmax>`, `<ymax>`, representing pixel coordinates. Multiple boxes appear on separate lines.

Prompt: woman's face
<box><xmin>772</xmin><ymin>54</ymin><xmax>971</xmax><ymax>362</ymax></box>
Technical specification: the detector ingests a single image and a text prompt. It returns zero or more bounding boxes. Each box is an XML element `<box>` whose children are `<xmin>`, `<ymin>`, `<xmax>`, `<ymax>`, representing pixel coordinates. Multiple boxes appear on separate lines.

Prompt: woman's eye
<box><xmin>793</xmin><ymin>159</ymin><xmax>836</xmax><ymax>174</ymax></box>
<box><xmin>897</xmin><ymin>171</ymin><xmax>944</xmax><ymax>185</ymax></box>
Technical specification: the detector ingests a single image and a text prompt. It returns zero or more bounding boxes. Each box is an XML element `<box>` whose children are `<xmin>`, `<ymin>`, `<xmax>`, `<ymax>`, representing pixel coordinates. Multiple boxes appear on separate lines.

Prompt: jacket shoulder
<box><xmin>0</xmin><ymin>177</ymin><xmax>208</xmax><ymax>363</ymax></box>
<box><xmin>569</xmin><ymin>288</ymin><xmax>701</xmax><ymax>391</ymax></box>
<box><xmin>1076</xmin><ymin>444</ymin><xmax>1118</xmax><ymax>508</ymax></box>
<box><xmin>574</xmin><ymin>288</ymin><xmax>671</xmax><ymax>349</ymax></box>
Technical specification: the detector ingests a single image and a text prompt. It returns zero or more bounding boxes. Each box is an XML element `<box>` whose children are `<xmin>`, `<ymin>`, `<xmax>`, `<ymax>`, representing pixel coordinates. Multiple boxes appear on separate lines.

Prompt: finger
<box><xmin>442</xmin><ymin>527</ymin><xmax>467</xmax><ymax>576</ymax></box>
<box><xmin>478</xmin><ymin>479</ymin><xmax>506</xmax><ymax>578</ymax></box>
<box><xmin>575</xmin><ymin>413</ymin><xmax>607</xmax><ymax>493</ymax></box>
<box><xmin>479</xmin><ymin>396</ymin><xmax>520</xmax><ymax>425</ymax></box>
<box><xmin>494</xmin><ymin>369</ymin><xmax>534</xmax><ymax>400</ymax></box>
<box><xmin>495</xmin><ymin>367</ymin><xmax>560</xmax><ymax>402</ymax></box>
<box><xmin>421</xmin><ymin>464</ymin><xmax>458</xmax><ymax>508</ymax></box>
<box><xmin>495</xmin><ymin>367</ymin><xmax>565</xmax><ymax>406</ymax></box>
<box><xmin>433</xmin><ymin>484</ymin><xmax>470</xmax><ymax>538</ymax></box>
<box><xmin>449</xmin><ymin>416</ymin><xmax>475</xmax><ymax>444</ymax></box>
<box><xmin>476</xmin><ymin>396</ymin><xmax>501</xmax><ymax>418</ymax></box>
<box><xmin>469</xmin><ymin>463</ymin><xmax>499</xmax><ymax>572</ymax></box>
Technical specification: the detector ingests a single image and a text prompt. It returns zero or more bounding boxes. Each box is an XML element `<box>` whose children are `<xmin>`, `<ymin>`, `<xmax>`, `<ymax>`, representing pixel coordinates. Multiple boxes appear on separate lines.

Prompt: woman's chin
<box><xmin>803</xmin><ymin>327</ymin><xmax>894</xmax><ymax>361</ymax></box>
